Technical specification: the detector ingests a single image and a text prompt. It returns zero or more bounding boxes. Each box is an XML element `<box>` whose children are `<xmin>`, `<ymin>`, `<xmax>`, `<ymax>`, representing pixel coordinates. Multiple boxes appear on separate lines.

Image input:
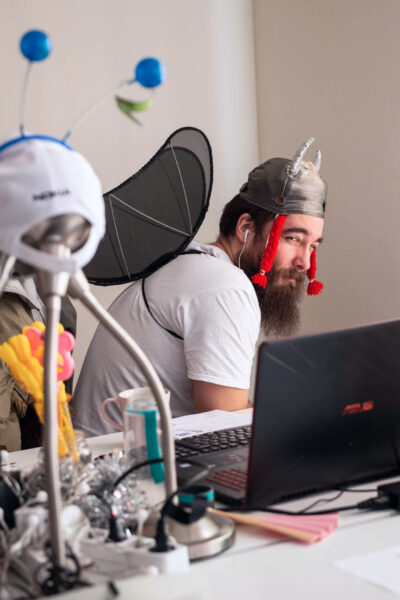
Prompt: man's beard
<box><xmin>241</xmin><ymin>255</ymin><xmax>306</xmax><ymax>338</ymax></box>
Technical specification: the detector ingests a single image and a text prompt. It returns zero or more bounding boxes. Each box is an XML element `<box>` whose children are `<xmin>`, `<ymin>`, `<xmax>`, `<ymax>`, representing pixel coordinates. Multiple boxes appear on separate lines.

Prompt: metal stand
<box><xmin>35</xmin><ymin>243</ymin><xmax>71</xmax><ymax>568</ymax></box>
<box><xmin>3</xmin><ymin>247</ymin><xmax>234</xmax><ymax>565</ymax></box>
<box><xmin>166</xmin><ymin>513</ymin><xmax>235</xmax><ymax>561</ymax></box>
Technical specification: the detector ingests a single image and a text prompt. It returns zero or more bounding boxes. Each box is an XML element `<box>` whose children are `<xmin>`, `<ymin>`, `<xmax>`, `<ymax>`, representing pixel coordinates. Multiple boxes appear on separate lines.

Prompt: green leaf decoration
<box><xmin>115</xmin><ymin>96</ymin><xmax>153</xmax><ymax>114</ymax></box>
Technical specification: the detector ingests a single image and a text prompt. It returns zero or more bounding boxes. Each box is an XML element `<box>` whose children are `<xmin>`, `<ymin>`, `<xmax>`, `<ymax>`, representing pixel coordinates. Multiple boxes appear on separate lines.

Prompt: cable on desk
<box><xmin>299</xmin><ymin>489</ymin><xmax>344</xmax><ymax>513</ymax></box>
<box><xmin>112</xmin><ymin>457</ymin><xmax>164</xmax><ymax>489</ymax></box>
<box><xmin>221</xmin><ymin>504</ymin><xmax>358</xmax><ymax>515</ymax></box>
<box><xmin>154</xmin><ymin>459</ymin><xmax>213</xmax><ymax>552</ymax></box>
<box><xmin>108</xmin><ymin>580</ymin><xmax>120</xmax><ymax>596</ymax></box>
<box><xmin>110</xmin><ymin>456</ymin><xmax>213</xmax><ymax>551</ymax></box>
<box><xmin>220</xmin><ymin>492</ymin><xmax>398</xmax><ymax>516</ymax></box>
<box><xmin>34</xmin><ymin>543</ymin><xmax>90</xmax><ymax>596</ymax></box>
<box><xmin>94</xmin><ymin>458</ymin><xmax>165</xmax><ymax>542</ymax></box>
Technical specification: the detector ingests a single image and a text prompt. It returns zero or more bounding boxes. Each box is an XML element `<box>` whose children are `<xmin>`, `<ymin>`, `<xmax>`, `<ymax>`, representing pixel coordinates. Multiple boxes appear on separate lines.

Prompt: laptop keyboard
<box><xmin>204</xmin><ymin>467</ymin><xmax>247</xmax><ymax>493</ymax></box>
<box><xmin>175</xmin><ymin>425</ymin><xmax>252</xmax><ymax>459</ymax></box>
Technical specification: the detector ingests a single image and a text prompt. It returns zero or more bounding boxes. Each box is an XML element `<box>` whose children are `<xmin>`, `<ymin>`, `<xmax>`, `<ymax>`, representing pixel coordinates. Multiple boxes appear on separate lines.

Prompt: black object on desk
<box><xmin>176</xmin><ymin>319</ymin><xmax>400</xmax><ymax>507</ymax></box>
<box><xmin>0</xmin><ymin>471</ymin><xmax>22</xmax><ymax>527</ymax></box>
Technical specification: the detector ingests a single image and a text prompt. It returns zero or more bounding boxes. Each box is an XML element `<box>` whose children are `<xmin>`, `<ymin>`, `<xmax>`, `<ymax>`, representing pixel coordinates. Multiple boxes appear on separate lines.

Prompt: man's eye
<box><xmin>285</xmin><ymin>236</ymin><xmax>299</xmax><ymax>243</ymax></box>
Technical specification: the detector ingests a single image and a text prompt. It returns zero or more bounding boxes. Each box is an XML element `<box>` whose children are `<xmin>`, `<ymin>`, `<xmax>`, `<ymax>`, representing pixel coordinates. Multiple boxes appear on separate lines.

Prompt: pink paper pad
<box><xmin>262</xmin><ymin>513</ymin><xmax>339</xmax><ymax>542</ymax></box>
<box><xmin>208</xmin><ymin>508</ymin><xmax>339</xmax><ymax>544</ymax></box>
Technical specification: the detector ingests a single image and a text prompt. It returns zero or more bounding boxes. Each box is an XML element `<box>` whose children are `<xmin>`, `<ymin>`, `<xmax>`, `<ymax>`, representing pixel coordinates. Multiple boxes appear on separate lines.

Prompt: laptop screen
<box><xmin>246</xmin><ymin>319</ymin><xmax>400</xmax><ymax>508</ymax></box>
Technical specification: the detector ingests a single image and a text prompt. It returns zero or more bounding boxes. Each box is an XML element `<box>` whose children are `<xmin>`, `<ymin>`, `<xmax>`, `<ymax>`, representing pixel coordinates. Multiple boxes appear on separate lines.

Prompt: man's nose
<box><xmin>293</xmin><ymin>246</ymin><xmax>311</xmax><ymax>272</ymax></box>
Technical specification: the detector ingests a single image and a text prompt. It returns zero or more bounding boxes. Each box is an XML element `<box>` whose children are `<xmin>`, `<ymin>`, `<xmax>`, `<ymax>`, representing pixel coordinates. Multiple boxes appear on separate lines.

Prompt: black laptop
<box><xmin>175</xmin><ymin>319</ymin><xmax>400</xmax><ymax>507</ymax></box>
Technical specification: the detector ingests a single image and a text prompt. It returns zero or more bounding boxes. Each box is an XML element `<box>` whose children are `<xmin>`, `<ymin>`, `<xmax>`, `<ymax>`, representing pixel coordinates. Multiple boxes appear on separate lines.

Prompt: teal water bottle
<box><xmin>123</xmin><ymin>389</ymin><xmax>165</xmax><ymax>484</ymax></box>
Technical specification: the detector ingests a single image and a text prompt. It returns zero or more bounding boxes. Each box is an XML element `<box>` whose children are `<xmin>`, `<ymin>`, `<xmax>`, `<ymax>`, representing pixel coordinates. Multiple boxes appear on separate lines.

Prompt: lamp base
<box><xmin>166</xmin><ymin>512</ymin><xmax>235</xmax><ymax>561</ymax></box>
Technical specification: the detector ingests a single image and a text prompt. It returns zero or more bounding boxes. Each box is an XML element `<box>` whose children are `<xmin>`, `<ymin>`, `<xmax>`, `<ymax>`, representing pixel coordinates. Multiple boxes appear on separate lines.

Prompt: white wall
<box><xmin>253</xmin><ymin>0</ymin><xmax>400</xmax><ymax>335</ymax></box>
<box><xmin>1</xmin><ymin>0</ymin><xmax>259</xmax><ymax>376</ymax></box>
<box><xmin>5</xmin><ymin>0</ymin><xmax>396</xmax><ymax>380</ymax></box>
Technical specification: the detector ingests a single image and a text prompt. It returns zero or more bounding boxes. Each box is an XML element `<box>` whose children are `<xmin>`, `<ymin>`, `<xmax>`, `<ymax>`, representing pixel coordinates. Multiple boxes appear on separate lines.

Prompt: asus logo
<box><xmin>341</xmin><ymin>401</ymin><xmax>374</xmax><ymax>415</ymax></box>
<box><xmin>32</xmin><ymin>189</ymin><xmax>70</xmax><ymax>201</ymax></box>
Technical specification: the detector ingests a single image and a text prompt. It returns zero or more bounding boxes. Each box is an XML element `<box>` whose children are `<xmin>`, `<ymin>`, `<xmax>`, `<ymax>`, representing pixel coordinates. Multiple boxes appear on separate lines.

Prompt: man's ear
<box><xmin>236</xmin><ymin>213</ymin><xmax>254</xmax><ymax>243</ymax></box>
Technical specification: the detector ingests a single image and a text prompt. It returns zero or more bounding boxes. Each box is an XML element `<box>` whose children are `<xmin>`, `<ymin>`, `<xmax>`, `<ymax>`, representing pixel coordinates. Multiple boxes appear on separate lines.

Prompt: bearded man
<box><xmin>72</xmin><ymin>138</ymin><xmax>326</xmax><ymax>436</ymax></box>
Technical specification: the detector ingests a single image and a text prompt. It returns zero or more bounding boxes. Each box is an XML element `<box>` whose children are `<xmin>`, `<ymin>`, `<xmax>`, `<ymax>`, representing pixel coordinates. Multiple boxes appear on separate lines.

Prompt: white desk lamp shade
<box><xmin>0</xmin><ymin>137</ymin><xmax>105</xmax><ymax>272</ymax></box>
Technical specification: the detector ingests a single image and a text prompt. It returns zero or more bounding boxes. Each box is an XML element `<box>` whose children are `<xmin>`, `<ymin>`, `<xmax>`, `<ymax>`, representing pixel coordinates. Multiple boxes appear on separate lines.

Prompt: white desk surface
<box><xmin>53</xmin><ymin>508</ymin><xmax>400</xmax><ymax>600</ymax></box>
<box><xmin>9</xmin><ymin>411</ymin><xmax>400</xmax><ymax>600</ymax></box>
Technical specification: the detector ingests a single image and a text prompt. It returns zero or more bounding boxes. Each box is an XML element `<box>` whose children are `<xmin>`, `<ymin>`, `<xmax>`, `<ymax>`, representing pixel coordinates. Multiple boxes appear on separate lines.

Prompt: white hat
<box><xmin>0</xmin><ymin>135</ymin><xmax>105</xmax><ymax>273</ymax></box>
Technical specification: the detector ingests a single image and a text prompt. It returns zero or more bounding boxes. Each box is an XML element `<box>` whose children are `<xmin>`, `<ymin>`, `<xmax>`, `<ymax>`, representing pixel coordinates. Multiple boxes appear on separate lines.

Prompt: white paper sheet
<box><xmin>334</xmin><ymin>544</ymin><xmax>400</xmax><ymax>595</ymax></box>
<box><xmin>172</xmin><ymin>409</ymin><xmax>252</xmax><ymax>439</ymax></box>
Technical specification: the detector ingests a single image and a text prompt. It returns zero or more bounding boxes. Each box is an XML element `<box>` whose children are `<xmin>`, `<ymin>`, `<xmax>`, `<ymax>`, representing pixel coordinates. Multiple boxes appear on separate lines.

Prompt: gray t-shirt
<box><xmin>72</xmin><ymin>241</ymin><xmax>260</xmax><ymax>436</ymax></box>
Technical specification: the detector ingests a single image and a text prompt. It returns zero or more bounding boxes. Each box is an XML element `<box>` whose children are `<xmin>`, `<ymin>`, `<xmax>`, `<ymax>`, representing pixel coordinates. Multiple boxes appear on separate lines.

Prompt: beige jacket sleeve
<box><xmin>0</xmin><ymin>293</ymin><xmax>36</xmax><ymax>451</ymax></box>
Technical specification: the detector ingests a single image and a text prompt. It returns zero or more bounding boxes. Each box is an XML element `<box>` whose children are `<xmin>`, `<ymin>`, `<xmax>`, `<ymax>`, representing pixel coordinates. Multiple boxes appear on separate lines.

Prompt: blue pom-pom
<box><xmin>135</xmin><ymin>57</ymin><xmax>166</xmax><ymax>88</ymax></box>
<box><xmin>20</xmin><ymin>30</ymin><xmax>52</xmax><ymax>62</ymax></box>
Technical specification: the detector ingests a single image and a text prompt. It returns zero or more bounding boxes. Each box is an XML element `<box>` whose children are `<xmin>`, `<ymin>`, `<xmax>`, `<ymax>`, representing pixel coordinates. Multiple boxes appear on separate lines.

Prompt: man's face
<box><xmin>241</xmin><ymin>214</ymin><xmax>324</xmax><ymax>337</ymax></box>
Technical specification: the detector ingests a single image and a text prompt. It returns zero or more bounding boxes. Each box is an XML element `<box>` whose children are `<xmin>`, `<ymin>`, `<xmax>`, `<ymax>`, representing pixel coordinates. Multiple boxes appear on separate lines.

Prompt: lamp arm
<box><xmin>68</xmin><ymin>270</ymin><xmax>177</xmax><ymax>497</ymax></box>
<box><xmin>43</xmin><ymin>292</ymin><xmax>66</xmax><ymax>566</ymax></box>
<box><xmin>36</xmin><ymin>259</ymin><xmax>71</xmax><ymax>569</ymax></box>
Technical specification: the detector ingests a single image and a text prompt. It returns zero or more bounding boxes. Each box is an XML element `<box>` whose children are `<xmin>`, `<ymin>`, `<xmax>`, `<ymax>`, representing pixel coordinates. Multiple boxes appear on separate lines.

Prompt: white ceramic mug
<box><xmin>100</xmin><ymin>387</ymin><xmax>170</xmax><ymax>431</ymax></box>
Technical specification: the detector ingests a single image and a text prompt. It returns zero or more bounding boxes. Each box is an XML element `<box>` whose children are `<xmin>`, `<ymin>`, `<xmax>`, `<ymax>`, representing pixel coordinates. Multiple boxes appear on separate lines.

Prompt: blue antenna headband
<box><xmin>16</xmin><ymin>29</ymin><xmax>166</xmax><ymax>144</ymax></box>
<box><xmin>0</xmin><ymin>135</ymin><xmax>73</xmax><ymax>156</ymax></box>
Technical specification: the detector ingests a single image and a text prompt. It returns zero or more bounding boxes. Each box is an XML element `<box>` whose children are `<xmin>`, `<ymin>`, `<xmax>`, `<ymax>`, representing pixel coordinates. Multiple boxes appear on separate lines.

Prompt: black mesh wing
<box><xmin>84</xmin><ymin>127</ymin><xmax>213</xmax><ymax>285</ymax></box>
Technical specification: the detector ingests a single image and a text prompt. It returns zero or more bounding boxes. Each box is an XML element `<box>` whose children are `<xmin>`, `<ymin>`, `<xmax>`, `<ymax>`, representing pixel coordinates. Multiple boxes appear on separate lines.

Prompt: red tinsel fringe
<box><xmin>307</xmin><ymin>280</ymin><xmax>324</xmax><ymax>296</ymax></box>
<box><xmin>307</xmin><ymin>248</ymin><xmax>317</xmax><ymax>280</ymax></box>
<box><xmin>259</xmin><ymin>215</ymin><xmax>287</xmax><ymax>273</ymax></box>
<box><xmin>251</xmin><ymin>272</ymin><xmax>267</xmax><ymax>289</ymax></box>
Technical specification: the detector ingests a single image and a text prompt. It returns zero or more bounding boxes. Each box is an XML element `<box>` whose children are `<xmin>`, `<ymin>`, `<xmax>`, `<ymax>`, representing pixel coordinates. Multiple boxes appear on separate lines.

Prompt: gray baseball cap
<box><xmin>239</xmin><ymin>138</ymin><xmax>327</xmax><ymax>218</ymax></box>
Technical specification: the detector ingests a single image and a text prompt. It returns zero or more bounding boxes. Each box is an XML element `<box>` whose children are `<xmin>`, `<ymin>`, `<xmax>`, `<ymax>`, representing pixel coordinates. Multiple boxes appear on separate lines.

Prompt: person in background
<box><xmin>0</xmin><ymin>275</ymin><xmax>76</xmax><ymax>451</ymax></box>
<box><xmin>72</xmin><ymin>138</ymin><xmax>326</xmax><ymax>435</ymax></box>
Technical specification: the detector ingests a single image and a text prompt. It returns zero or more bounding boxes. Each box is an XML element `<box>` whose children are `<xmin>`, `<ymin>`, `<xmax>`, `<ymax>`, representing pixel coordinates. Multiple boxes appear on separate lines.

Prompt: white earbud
<box><xmin>238</xmin><ymin>229</ymin><xmax>250</xmax><ymax>268</ymax></box>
